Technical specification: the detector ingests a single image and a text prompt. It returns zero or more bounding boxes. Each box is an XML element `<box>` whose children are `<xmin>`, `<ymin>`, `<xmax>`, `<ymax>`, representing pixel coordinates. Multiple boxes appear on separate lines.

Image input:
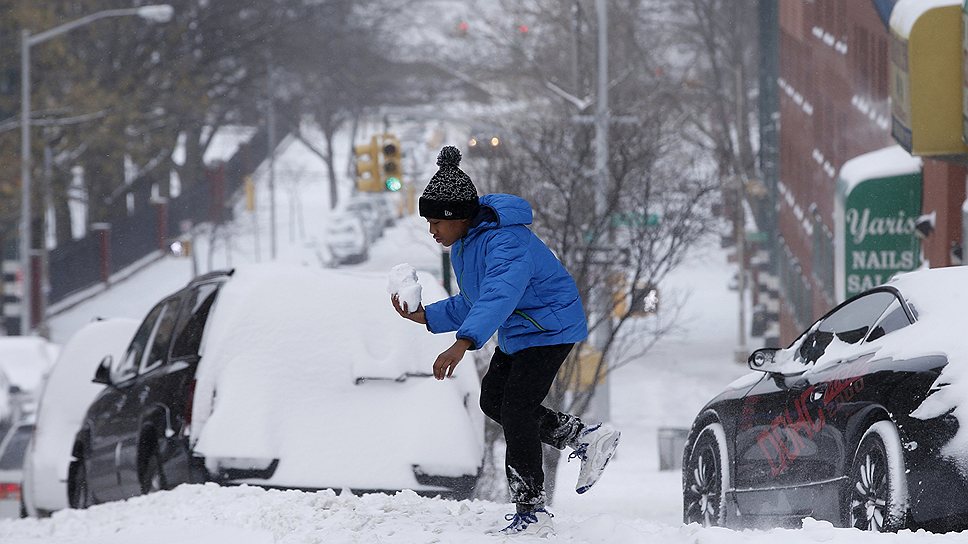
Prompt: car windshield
<box><xmin>0</xmin><ymin>425</ymin><xmax>34</xmax><ymax>470</ymax></box>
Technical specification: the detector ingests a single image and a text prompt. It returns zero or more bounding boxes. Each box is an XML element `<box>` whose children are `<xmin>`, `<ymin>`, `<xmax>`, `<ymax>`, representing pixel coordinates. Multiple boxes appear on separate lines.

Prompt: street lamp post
<box><xmin>19</xmin><ymin>5</ymin><xmax>173</xmax><ymax>335</ymax></box>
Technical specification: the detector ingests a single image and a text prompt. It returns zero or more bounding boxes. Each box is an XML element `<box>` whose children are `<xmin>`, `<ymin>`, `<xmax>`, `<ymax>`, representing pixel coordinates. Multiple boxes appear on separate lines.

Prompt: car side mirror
<box><xmin>748</xmin><ymin>348</ymin><xmax>780</xmax><ymax>372</ymax></box>
<box><xmin>93</xmin><ymin>355</ymin><xmax>113</xmax><ymax>385</ymax></box>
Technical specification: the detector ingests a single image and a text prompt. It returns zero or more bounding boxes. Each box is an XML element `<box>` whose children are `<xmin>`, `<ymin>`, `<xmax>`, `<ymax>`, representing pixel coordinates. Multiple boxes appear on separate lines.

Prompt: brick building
<box><xmin>772</xmin><ymin>0</ymin><xmax>966</xmax><ymax>344</ymax></box>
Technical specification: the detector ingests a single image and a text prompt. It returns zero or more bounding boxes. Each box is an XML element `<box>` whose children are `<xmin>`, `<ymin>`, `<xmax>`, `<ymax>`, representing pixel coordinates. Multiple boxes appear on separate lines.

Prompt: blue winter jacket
<box><xmin>425</xmin><ymin>194</ymin><xmax>588</xmax><ymax>354</ymax></box>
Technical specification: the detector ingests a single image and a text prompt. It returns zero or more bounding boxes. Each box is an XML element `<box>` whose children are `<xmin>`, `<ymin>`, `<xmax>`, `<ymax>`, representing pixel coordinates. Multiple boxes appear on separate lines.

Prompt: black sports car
<box><xmin>682</xmin><ymin>266</ymin><xmax>968</xmax><ymax>532</ymax></box>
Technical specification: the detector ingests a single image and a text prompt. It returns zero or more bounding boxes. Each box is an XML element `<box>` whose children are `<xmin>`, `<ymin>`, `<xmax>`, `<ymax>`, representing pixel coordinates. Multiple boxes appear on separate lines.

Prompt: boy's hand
<box><xmin>433</xmin><ymin>338</ymin><xmax>473</xmax><ymax>380</ymax></box>
<box><xmin>391</xmin><ymin>294</ymin><xmax>427</xmax><ymax>324</ymax></box>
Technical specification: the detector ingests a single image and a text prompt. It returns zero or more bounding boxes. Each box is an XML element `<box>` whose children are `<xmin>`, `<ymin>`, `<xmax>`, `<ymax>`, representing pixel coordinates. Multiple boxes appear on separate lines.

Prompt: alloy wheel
<box><xmin>850</xmin><ymin>442</ymin><xmax>888</xmax><ymax>530</ymax></box>
<box><xmin>685</xmin><ymin>438</ymin><xmax>722</xmax><ymax>526</ymax></box>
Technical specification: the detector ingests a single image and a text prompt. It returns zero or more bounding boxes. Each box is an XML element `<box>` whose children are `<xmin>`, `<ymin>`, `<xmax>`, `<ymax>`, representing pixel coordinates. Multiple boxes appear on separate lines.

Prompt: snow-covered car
<box><xmin>69</xmin><ymin>264</ymin><xmax>484</xmax><ymax>508</ymax></box>
<box><xmin>324</xmin><ymin>213</ymin><xmax>368</xmax><ymax>265</ymax></box>
<box><xmin>345</xmin><ymin>197</ymin><xmax>385</xmax><ymax>243</ymax></box>
<box><xmin>0</xmin><ymin>369</ymin><xmax>12</xmax><ymax>443</ymax></box>
<box><xmin>682</xmin><ymin>266</ymin><xmax>968</xmax><ymax>532</ymax></box>
<box><xmin>20</xmin><ymin>318</ymin><xmax>139</xmax><ymax>517</ymax></box>
<box><xmin>0</xmin><ymin>418</ymin><xmax>34</xmax><ymax>519</ymax></box>
<box><xmin>0</xmin><ymin>337</ymin><xmax>59</xmax><ymax>422</ymax></box>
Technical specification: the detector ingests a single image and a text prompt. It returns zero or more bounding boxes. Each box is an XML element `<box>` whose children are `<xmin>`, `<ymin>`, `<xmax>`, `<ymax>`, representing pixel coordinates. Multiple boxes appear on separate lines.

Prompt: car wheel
<box><xmin>846</xmin><ymin>420</ymin><xmax>908</xmax><ymax>531</ymax></box>
<box><xmin>68</xmin><ymin>449</ymin><xmax>92</xmax><ymax>509</ymax></box>
<box><xmin>141</xmin><ymin>448</ymin><xmax>168</xmax><ymax>495</ymax></box>
<box><xmin>683</xmin><ymin>422</ymin><xmax>730</xmax><ymax>527</ymax></box>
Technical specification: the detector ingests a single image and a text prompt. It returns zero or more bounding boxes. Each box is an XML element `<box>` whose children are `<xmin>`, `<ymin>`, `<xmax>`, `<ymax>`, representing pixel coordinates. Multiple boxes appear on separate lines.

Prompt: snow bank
<box><xmin>1</xmin><ymin>483</ymin><xmax>964</xmax><ymax>543</ymax></box>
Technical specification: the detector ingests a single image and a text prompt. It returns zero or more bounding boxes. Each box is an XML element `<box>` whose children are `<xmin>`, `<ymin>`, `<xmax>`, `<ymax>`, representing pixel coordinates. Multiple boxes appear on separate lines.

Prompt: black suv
<box><xmin>68</xmin><ymin>271</ymin><xmax>229</xmax><ymax>508</ymax></box>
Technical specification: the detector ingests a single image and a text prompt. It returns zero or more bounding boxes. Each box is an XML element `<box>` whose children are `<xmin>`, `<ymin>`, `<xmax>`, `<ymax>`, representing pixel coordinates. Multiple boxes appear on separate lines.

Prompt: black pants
<box><xmin>479</xmin><ymin>343</ymin><xmax>583</xmax><ymax>508</ymax></box>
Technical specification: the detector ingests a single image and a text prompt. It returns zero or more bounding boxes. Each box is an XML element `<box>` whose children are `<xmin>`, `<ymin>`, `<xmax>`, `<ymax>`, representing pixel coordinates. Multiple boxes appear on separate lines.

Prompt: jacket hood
<box><xmin>474</xmin><ymin>194</ymin><xmax>533</xmax><ymax>231</ymax></box>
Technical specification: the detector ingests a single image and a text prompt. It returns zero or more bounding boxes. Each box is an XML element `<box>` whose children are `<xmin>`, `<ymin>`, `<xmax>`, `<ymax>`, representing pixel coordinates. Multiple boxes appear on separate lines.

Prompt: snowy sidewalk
<box><xmin>2</xmin><ymin>484</ymin><xmax>964</xmax><ymax>544</ymax></box>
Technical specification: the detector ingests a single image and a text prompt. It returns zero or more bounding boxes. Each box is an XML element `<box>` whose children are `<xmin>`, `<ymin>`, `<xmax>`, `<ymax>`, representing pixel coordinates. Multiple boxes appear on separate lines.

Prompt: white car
<box><xmin>0</xmin><ymin>418</ymin><xmax>34</xmax><ymax>519</ymax></box>
<box><xmin>20</xmin><ymin>318</ymin><xmax>139</xmax><ymax>517</ymax></box>
<box><xmin>345</xmin><ymin>198</ymin><xmax>385</xmax><ymax>243</ymax></box>
<box><xmin>325</xmin><ymin>213</ymin><xmax>368</xmax><ymax>265</ymax></box>
<box><xmin>0</xmin><ymin>337</ymin><xmax>59</xmax><ymax>421</ymax></box>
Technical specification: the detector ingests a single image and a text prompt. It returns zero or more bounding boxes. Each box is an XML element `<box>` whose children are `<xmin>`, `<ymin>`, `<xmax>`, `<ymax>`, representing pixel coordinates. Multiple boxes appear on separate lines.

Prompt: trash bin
<box><xmin>657</xmin><ymin>427</ymin><xmax>690</xmax><ymax>471</ymax></box>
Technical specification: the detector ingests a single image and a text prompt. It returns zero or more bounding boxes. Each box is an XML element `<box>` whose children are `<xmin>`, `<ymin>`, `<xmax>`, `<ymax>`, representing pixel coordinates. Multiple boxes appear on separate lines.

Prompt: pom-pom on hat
<box><xmin>419</xmin><ymin>146</ymin><xmax>480</xmax><ymax>220</ymax></box>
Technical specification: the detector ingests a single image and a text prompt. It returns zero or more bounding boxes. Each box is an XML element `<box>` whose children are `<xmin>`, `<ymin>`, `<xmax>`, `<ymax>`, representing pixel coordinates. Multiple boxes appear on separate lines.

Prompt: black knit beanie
<box><xmin>419</xmin><ymin>146</ymin><xmax>480</xmax><ymax>220</ymax></box>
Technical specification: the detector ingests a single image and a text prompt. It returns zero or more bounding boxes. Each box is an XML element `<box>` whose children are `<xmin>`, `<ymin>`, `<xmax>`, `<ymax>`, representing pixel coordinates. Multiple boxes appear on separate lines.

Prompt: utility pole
<box><xmin>734</xmin><ymin>69</ymin><xmax>748</xmax><ymax>364</ymax></box>
<box><xmin>589</xmin><ymin>0</ymin><xmax>611</xmax><ymax>422</ymax></box>
<box><xmin>267</xmin><ymin>59</ymin><xmax>278</xmax><ymax>260</ymax></box>
<box><xmin>20</xmin><ymin>28</ymin><xmax>32</xmax><ymax>336</ymax></box>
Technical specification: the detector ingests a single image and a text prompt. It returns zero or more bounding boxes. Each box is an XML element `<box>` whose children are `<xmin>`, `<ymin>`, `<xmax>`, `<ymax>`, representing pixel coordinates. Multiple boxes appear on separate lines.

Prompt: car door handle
<box><xmin>810</xmin><ymin>384</ymin><xmax>827</xmax><ymax>402</ymax></box>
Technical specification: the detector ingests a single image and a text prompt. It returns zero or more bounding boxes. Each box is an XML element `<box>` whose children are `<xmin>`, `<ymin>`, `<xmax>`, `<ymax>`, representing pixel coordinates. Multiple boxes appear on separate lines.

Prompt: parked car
<box><xmin>21</xmin><ymin>318</ymin><xmax>139</xmax><ymax>517</ymax></box>
<box><xmin>0</xmin><ymin>369</ymin><xmax>12</xmax><ymax>444</ymax></box>
<box><xmin>324</xmin><ymin>213</ymin><xmax>368</xmax><ymax>265</ymax></box>
<box><xmin>69</xmin><ymin>264</ymin><xmax>484</xmax><ymax>509</ymax></box>
<box><xmin>681</xmin><ymin>266</ymin><xmax>968</xmax><ymax>533</ymax></box>
<box><xmin>344</xmin><ymin>197</ymin><xmax>385</xmax><ymax>243</ymax></box>
<box><xmin>0</xmin><ymin>418</ymin><xmax>34</xmax><ymax>519</ymax></box>
<box><xmin>0</xmin><ymin>337</ymin><xmax>59</xmax><ymax>422</ymax></box>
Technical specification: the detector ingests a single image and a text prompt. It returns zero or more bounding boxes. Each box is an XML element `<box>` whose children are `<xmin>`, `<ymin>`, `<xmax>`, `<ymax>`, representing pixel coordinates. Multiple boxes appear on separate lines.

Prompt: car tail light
<box><xmin>0</xmin><ymin>482</ymin><xmax>20</xmax><ymax>501</ymax></box>
<box><xmin>183</xmin><ymin>379</ymin><xmax>197</xmax><ymax>436</ymax></box>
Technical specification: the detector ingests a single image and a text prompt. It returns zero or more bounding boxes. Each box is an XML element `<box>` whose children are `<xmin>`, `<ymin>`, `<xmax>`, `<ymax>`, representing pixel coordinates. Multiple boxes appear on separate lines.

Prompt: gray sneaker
<box><xmin>569</xmin><ymin>423</ymin><xmax>621</xmax><ymax>494</ymax></box>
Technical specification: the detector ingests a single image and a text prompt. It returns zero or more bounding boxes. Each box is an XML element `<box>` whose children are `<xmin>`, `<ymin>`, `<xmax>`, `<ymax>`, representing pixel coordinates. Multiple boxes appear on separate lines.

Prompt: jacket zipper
<box><xmin>514</xmin><ymin>310</ymin><xmax>547</xmax><ymax>331</ymax></box>
<box><xmin>456</xmin><ymin>240</ymin><xmax>469</xmax><ymax>302</ymax></box>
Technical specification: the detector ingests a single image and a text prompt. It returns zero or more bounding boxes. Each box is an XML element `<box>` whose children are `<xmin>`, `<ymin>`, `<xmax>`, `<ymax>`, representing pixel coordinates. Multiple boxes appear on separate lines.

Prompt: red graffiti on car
<box><xmin>752</xmin><ymin>355</ymin><xmax>874</xmax><ymax>476</ymax></box>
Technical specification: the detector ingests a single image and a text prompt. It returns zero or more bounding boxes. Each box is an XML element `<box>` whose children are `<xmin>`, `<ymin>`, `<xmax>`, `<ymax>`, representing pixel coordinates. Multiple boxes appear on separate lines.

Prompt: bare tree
<box><xmin>441</xmin><ymin>0</ymin><xmax>733</xmax><ymax>500</ymax></box>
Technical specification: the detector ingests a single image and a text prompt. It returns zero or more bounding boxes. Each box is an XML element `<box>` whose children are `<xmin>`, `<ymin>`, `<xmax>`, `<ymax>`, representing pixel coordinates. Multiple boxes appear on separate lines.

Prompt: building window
<box><xmin>811</xmin><ymin>213</ymin><xmax>835</xmax><ymax>303</ymax></box>
<box><xmin>779</xmin><ymin>237</ymin><xmax>814</xmax><ymax>331</ymax></box>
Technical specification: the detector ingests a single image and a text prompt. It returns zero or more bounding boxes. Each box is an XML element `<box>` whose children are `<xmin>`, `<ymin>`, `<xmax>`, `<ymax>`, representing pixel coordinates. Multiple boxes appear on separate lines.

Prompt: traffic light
<box><xmin>354</xmin><ymin>136</ymin><xmax>382</xmax><ymax>192</ymax></box>
<box><xmin>381</xmin><ymin>134</ymin><xmax>403</xmax><ymax>192</ymax></box>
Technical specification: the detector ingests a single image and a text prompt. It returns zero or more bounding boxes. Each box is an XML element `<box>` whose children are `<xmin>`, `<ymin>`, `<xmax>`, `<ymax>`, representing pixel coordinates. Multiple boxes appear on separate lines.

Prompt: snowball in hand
<box><xmin>388</xmin><ymin>263</ymin><xmax>422</xmax><ymax>313</ymax></box>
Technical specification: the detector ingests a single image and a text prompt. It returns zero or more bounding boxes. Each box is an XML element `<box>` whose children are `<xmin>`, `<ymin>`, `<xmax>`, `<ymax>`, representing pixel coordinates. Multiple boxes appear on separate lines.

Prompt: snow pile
<box><xmin>1</xmin><ymin>483</ymin><xmax>964</xmax><ymax>543</ymax></box>
<box><xmin>387</xmin><ymin>263</ymin><xmax>423</xmax><ymax>313</ymax></box>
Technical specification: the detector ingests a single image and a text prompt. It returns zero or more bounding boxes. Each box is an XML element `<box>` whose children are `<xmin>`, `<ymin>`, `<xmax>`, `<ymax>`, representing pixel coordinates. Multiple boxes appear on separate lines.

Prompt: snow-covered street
<box><xmin>4</xmin><ymin>481</ymin><xmax>968</xmax><ymax>544</ymax></box>
<box><xmin>1</xmin><ymin>125</ymin><xmax>953</xmax><ymax>542</ymax></box>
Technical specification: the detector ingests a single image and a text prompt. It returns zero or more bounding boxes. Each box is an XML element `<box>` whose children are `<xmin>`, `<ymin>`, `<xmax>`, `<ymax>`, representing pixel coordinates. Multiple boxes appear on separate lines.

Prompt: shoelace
<box><xmin>502</xmin><ymin>509</ymin><xmax>554</xmax><ymax>531</ymax></box>
<box><xmin>567</xmin><ymin>424</ymin><xmax>600</xmax><ymax>462</ymax></box>
<box><xmin>502</xmin><ymin>512</ymin><xmax>537</xmax><ymax>531</ymax></box>
<box><xmin>568</xmin><ymin>442</ymin><xmax>588</xmax><ymax>462</ymax></box>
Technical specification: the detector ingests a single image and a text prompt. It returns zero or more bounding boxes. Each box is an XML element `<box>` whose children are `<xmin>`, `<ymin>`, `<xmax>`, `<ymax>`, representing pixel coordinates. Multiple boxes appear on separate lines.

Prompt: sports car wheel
<box><xmin>847</xmin><ymin>421</ymin><xmax>908</xmax><ymax>531</ymax></box>
<box><xmin>683</xmin><ymin>422</ymin><xmax>730</xmax><ymax>527</ymax></box>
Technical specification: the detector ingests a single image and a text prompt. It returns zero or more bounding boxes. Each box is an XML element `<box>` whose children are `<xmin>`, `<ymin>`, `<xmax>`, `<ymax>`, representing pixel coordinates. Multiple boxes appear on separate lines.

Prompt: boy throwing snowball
<box><xmin>390</xmin><ymin>145</ymin><xmax>620</xmax><ymax>537</ymax></box>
